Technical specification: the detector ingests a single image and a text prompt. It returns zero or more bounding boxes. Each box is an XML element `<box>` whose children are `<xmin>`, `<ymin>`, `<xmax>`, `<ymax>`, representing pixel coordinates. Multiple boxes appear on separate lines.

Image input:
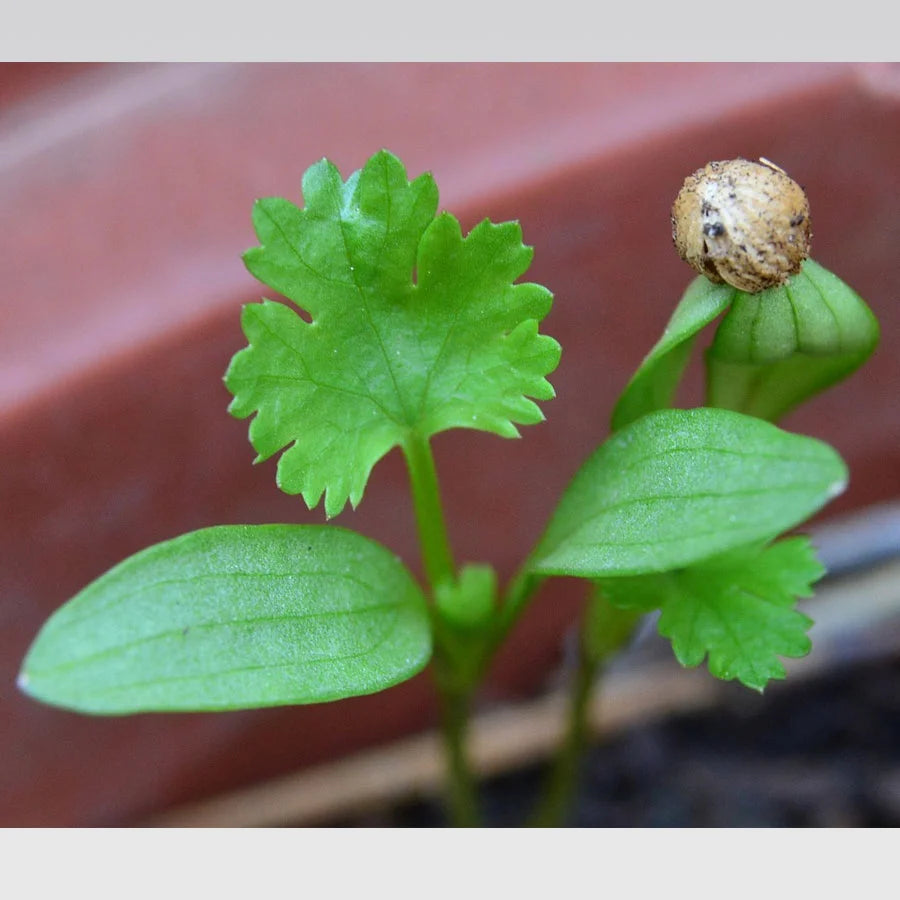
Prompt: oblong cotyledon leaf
<box><xmin>19</xmin><ymin>525</ymin><xmax>431</xmax><ymax>714</ymax></box>
<box><xmin>530</xmin><ymin>407</ymin><xmax>846</xmax><ymax>578</ymax></box>
<box><xmin>225</xmin><ymin>149</ymin><xmax>559</xmax><ymax>517</ymax></box>
<box><xmin>611</xmin><ymin>276</ymin><xmax>734</xmax><ymax>432</ymax></box>
<box><xmin>706</xmin><ymin>259</ymin><xmax>879</xmax><ymax>421</ymax></box>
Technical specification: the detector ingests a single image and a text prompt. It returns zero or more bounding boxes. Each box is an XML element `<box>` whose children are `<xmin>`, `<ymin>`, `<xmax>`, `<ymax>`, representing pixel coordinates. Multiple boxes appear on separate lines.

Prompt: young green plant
<box><xmin>19</xmin><ymin>150</ymin><xmax>879</xmax><ymax>827</ymax></box>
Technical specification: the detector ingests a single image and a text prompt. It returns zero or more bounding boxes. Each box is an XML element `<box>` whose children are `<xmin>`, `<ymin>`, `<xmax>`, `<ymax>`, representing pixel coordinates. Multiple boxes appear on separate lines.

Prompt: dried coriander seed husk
<box><xmin>671</xmin><ymin>157</ymin><xmax>812</xmax><ymax>293</ymax></box>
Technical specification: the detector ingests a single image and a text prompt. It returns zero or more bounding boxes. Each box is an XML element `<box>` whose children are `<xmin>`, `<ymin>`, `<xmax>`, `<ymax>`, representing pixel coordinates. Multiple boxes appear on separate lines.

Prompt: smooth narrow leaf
<box><xmin>611</xmin><ymin>276</ymin><xmax>734</xmax><ymax>431</ymax></box>
<box><xmin>706</xmin><ymin>259</ymin><xmax>879</xmax><ymax>420</ymax></box>
<box><xmin>225</xmin><ymin>150</ymin><xmax>560</xmax><ymax>517</ymax></box>
<box><xmin>530</xmin><ymin>407</ymin><xmax>846</xmax><ymax>578</ymax></box>
<box><xmin>600</xmin><ymin>538</ymin><xmax>825</xmax><ymax>690</ymax></box>
<box><xmin>19</xmin><ymin>525</ymin><xmax>431</xmax><ymax>714</ymax></box>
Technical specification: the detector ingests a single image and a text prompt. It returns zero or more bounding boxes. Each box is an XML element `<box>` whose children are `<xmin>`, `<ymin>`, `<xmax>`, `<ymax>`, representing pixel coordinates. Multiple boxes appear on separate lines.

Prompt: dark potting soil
<box><xmin>378</xmin><ymin>654</ymin><xmax>900</xmax><ymax>827</ymax></box>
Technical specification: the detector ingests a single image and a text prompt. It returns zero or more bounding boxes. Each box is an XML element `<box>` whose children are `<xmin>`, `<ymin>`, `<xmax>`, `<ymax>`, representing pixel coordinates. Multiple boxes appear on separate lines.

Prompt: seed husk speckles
<box><xmin>671</xmin><ymin>158</ymin><xmax>812</xmax><ymax>293</ymax></box>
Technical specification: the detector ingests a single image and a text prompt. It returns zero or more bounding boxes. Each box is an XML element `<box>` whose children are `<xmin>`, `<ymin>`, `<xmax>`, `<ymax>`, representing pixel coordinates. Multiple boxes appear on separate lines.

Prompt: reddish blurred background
<box><xmin>2</xmin><ymin>62</ymin><xmax>898</xmax><ymax>825</ymax></box>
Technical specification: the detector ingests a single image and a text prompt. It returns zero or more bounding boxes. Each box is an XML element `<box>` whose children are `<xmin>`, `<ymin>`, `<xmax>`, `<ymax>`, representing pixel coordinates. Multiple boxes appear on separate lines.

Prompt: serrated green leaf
<box><xmin>706</xmin><ymin>259</ymin><xmax>879</xmax><ymax>420</ymax></box>
<box><xmin>225</xmin><ymin>150</ymin><xmax>560</xmax><ymax>517</ymax></box>
<box><xmin>530</xmin><ymin>407</ymin><xmax>846</xmax><ymax>578</ymax></box>
<box><xmin>19</xmin><ymin>525</ymin><xmax>431</xmax><ymax>714</ymax></box>
<box><xmin>611</xmin><ymin>276</ymin><xmax>734</xmax><ymax>431</ymax></box>
<box><xmin>600</xmin><ymin>538</ymin><xmax>825</xmax><ymax>690</ymax></box>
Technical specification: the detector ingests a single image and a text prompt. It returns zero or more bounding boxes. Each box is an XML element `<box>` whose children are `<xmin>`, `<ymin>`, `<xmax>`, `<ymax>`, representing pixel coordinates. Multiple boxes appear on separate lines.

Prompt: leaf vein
<box><xmin>330</xmin><ymin>177</ymin><xmax>409</xmax><ymax>420</ymax></box>
<box><xmin>35</xmin><ymin>600</ymin><xmax>404</xmax><ymax>675</ymax></box>
<box><xmin>56</xmin><ymin>569</ymin><xmax>392</xmax><ymax>630</ymax></box>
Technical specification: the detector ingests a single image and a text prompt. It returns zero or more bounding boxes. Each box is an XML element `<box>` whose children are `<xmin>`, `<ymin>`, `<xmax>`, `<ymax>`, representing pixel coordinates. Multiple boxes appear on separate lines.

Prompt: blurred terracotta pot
<box><xmin>2</xmin><ymin>62</ymin><xmax>898</xmax><ymax>825</ymax></box>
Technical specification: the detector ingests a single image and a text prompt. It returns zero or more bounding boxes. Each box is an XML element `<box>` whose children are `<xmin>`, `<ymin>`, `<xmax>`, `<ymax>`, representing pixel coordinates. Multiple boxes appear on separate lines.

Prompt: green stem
<box><xmin>402</xmin><ymin>432</ymin><xmax>455</xmax><ymax>590</ymax></box>
<box><xmin>530</xmin><ymin>589</ymin><xmax>643</xmax><ymax>827</ymax></box>
<box><xmin>402</xmin><ymin>432</ymin><xmax>480</xmax><ymax>825</ymax></box>
<box><xmin>492</xmin><ymin>565</ymin><xmax>545</xmax><ymax>654</ymax></box>
<box><xmin>437</xmin><ymin>683</ymin><xmax>481</xmax><ymax>827</ymax></box>
<box><xmin>463</xmin><ymin>562</ymin><xmax>546</xmax><ymax>688</ymax></box>
<box><xmin>529</xmin><ymin>633</ymin><xmax>599</xmax><ymax>827</ymax></box>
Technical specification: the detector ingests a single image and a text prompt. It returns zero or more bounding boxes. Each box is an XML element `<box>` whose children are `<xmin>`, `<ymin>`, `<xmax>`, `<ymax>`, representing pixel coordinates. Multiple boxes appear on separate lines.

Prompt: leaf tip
<box><xmin>826</xmin><ymin>475</ymin><xmax>849</xmax><ymax>501</ymax></box>
<box><xmin>321</xmin><ymin>486</ymin><xmax>344</xmax><ymax>520</ymax></box>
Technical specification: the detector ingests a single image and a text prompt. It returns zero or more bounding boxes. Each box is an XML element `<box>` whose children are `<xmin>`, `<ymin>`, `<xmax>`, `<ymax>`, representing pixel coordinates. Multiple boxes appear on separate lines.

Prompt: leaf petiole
<box><xmin>402</xmin><ymin>432</ymin><xmax>456</xmax><ymax>592</ymax></box>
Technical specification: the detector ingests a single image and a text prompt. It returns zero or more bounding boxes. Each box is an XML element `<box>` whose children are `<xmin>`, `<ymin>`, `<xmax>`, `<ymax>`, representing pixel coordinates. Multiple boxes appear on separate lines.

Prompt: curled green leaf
<box><xmin>706</xmin><ymin>259</ymin><xmax>879</xmax><ymax>420</ymax></box>
<box><xmin>435</xmin><ymin>563</ymin><xmax>497</xmax><ymax>630</ymax></box>
<box><xmin>611</xmin><ymin>276</ymin><xmax>733</xmax><ymax>432</ymax></box>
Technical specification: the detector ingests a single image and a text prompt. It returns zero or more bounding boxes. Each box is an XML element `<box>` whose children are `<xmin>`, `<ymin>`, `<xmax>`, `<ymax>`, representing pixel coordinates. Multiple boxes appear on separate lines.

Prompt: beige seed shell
<box><xmin>671</xmin><ymin>158</ymin><xmax>812</xmax><ymax>293</ymax></box>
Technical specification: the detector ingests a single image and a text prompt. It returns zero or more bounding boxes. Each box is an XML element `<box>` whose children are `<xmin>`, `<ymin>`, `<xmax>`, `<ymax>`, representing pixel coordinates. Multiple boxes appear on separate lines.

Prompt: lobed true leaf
<box><xmin>225</xmin><ymin>150</ymin><xmax>560</xmax><ymax>517</ymax></box>
<box><xmin>599</xmin><ymin>537</ymin><xmax>825</xmax><ymax>690</ymax></box>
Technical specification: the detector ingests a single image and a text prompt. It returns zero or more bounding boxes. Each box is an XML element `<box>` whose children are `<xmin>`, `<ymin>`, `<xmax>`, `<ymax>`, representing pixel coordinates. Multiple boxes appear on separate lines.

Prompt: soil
<box><xmin>373</xmin><ymin>654</ymin><xmax>900</xmax><ymax>827</ymax></box>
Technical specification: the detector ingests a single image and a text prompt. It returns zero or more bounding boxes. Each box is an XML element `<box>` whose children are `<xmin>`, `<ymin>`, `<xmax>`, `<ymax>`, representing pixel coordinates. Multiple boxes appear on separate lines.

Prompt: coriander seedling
<box><xmin>19</xmin><ymin>150</ymin><xmax>879</xmax><ymax>826</ymax></box>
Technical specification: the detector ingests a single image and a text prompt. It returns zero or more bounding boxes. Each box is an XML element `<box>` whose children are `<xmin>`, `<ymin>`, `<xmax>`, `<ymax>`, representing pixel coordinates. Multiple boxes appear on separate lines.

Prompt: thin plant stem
<box><xmin>402</xmin><ymin>432</ymin><xmax>481</xmax><ymax>826</ymax></box>
<box><xmin>463</xmin><ymin>563</ymin><xmax>546</xmax><ymax>688</ymax></box>
<box><xmin>493</xmin><ymin>566</ymin><xmax>545</xmax><ymax>649</ymax></box>
<box><xmin>528</xmin><ymin>632</ymin><xmax>599</xmax><ymax>827</ymax></box>
<box><xmin>437</xmin><ymin>682</ymin><xmax>481</xmax><ymax>827</ymax></box>
<box><xmin>402</xmin><ymin>433</ymin><xmax>455</xmax><ymax>589</ymax></box>
<box><xmin>529</xmin><ymin>589</ymin><xmax>643</xmax><ymax>827</ymax></box>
